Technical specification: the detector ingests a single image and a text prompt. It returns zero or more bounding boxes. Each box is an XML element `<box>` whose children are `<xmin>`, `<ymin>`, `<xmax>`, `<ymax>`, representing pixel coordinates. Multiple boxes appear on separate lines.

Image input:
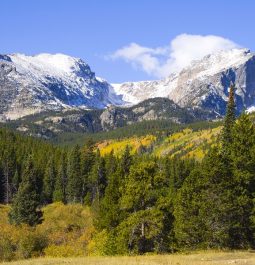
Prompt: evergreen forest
<box><xmin>1</xmin><ymin>85</ymin><xmax>255</xmax><ymax>260</ymax></box>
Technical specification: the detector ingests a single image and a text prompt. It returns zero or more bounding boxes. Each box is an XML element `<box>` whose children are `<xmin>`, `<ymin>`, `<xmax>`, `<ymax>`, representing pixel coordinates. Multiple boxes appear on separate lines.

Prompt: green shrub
<box><xmin>0</xmin><ymin>237</ymin><xmax>15</xmax><ymax>261</ymax></box>
<box><xmin>44</xmin><ymin>244</ymin><xmax>84</xmax><ymax>257</ymax></box>
<box><xmin>16</xmin><ymin>230</ymin><xmax>48</xmax><ymax>259</ymax></box>
<box><xmin>87</xmin><ymin>229</ymin><xmax>117</xmax><ymax>256</ymax></box>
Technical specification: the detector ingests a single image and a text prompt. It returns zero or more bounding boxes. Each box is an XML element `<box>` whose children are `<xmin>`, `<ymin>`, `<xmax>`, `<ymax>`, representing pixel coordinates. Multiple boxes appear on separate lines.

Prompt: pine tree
<box><xmin>119</xmin><ymin>160</ymin><xmax>164</xmax><ymax>253</ymax></box>
<box><xmin>2</xmin><ymin>147</ymin><xmax>16</xmax><ymax>203</ymax></box>
<box><xmin>87</xmin><ymin>150</ymin><xmax>107</xmax><ymax>205</ymax></box>
<box><xmin>12</xmin><ymin>168</ymin><xmax>20</xmax><ymax>194</ymax></box>
<box><xmin>221</xmin><ymin>83</ymin><xmax>236</xmax><ymax>154</ymax></box>
<box><xmin>9</xmin><ymin>156</ymin><xmax>42</xmax><ymax>226</ymax></box>
<box><xmin>229</xmin><ymin>113</ymin><xmax>255</xmax><ymax>247</ymax></box>
<box><xmin>174</xmin><ymin>150</ymin><xmax>235</xmax><ymax>249</ymax></box>
<box><xmin>174</xmin><ymin>167</ymin><xmax>207</xmax><ymax>248</ymax></box>
<box><xmin>53</xmin><ymin>153</ymin><xmax>67</xmax><ymax>203</ymax></box>
<box><xmin>81</xmin><ymin>139</ymin><xmax>95</xmax><ymax>173</ymax></box>
<box><xmin>42</xmin><ymin>157</ymin><xmax>55</xmax><ymax>204</ymax></box>
<box><xmin>120</xmin><ymin>145</ymin><xmax>133</xmax><ymax>178</ymax></box>
<box><xmin>81</xmin><ymin>139</ymin><xmax>95</xmax><ymax>200</ymax></box>
<box><xmin>105</xmin><ymin>150</ymin><xmax>117</xmax><ymax>177</ymax></box>
<box><xmin>66</xmin><ymin>145</ymin><xmax>82</xmax><ymax>203</ymax></box>
<box><xmin>96</xmin><ymin>168</ymin><xmax>122</xmax><ymax>230</ymax></box>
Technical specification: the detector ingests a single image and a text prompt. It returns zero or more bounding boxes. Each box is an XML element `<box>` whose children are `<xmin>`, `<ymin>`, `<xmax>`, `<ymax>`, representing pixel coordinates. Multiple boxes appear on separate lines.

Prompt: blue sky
<box><xmin>0</xmin><ymin>0</ymin><xmax>254</xmax><ymax>82</ymax></box>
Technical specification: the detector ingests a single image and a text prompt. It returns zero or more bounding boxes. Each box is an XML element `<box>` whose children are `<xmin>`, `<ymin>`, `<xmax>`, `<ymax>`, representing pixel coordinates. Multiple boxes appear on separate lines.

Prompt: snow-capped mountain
<box><xmin>1</xmin><ymin>48</ymin><xmax>255</xmax><ymax>121</ymax></box>
<box><xmin>0</xmin><ymin>53</ymin><xmax>122</xmax><ymax>120</ymax></box>
<box><xmin>112</xmin><ymin>48</ymin><xmax>255</xmax><ymax>115</ymax></box>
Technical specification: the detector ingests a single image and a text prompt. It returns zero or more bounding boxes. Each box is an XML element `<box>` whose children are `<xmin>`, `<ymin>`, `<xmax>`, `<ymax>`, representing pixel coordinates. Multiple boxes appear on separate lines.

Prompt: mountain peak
<box><xmin>25</xmin><ymin>53</ymin><xmax>84</xmax><ymax>73</ymax></box>
<box><xmin>112</xmin><ymin>48</ymin><xmax>255</xmax><ymax>116</ymax></box>
<box><xmin>6</xmin><ymin>53</ymin><xmax>93</xmax><ymax>78</ymax></box>
<box><xmin>184</xmin><ymin>48</ymin><xmax>253</xmax><ymax>76</ymax></box>
<box><xmin>0</xmin><ymin>52</ymin><xmax>123</xmax><ymax>120</ymax></box>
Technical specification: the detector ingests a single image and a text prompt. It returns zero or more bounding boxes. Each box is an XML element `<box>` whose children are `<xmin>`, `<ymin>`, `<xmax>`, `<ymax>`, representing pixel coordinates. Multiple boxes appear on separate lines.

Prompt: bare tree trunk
<box><xmin>141</xmin><ymin>222</ymin><xmax>145</xmax><ymax>237</ymax></box>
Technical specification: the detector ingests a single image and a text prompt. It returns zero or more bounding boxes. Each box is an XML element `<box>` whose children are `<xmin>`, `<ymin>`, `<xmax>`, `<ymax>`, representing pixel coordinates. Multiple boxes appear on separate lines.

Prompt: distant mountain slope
<box><xmin>0</xmin><ymin>53</ymin><xmax>123</xmax><ymax>120</ymax></box>
<box><xmin>4</xmin><ymin>98</ymin><xmax>205</xmax><ymax>140</ymax></box>
<box><xmin>112</xmin><ymin>48</ymin><xmax>255</xmax><ymax>115</ymax></box>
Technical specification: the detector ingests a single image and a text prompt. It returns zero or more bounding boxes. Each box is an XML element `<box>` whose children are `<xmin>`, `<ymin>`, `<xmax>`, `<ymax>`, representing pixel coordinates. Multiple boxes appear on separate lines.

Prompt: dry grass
<box><xmin>2</xmin><ymin>252</ymin><xmax>255</xmax><ymax>265</ymax></box>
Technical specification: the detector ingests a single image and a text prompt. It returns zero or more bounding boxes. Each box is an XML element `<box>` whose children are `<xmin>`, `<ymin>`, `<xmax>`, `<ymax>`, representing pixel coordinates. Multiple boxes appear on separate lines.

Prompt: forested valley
<box><xmin>1</xmin><ymin>85</ymin><xmax>255</xmax><ymax>261</ymax></box>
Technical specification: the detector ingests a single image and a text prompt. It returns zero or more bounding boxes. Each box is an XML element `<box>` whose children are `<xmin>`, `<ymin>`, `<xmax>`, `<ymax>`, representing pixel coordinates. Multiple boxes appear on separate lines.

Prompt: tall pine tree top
<box><xmin>221</xmin><ymin>83</ymin><xmax>236</xmax><ymax>150</ymax></box>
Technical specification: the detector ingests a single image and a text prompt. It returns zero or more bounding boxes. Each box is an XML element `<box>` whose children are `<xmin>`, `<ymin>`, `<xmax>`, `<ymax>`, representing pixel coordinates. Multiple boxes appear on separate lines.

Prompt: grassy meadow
<box><xmin>1</xmin><ymin>252</ymin><xmax>255</xmax><ymax>265</ymax></box>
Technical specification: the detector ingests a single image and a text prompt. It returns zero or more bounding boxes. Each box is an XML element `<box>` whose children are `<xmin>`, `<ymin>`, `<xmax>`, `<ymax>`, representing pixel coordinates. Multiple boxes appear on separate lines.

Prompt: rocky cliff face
<box><xmin>112</xmin><ymin>49</ymin><xmax>255</xmax><ymax>116</ymax></box>
<box><xmin>99</xmin><ymin>97</ymin><xmax>198</xmax><ymax>131</ymax></box>
<box><xmin>7</xmin><ymin>97</ymin><xmax>205</xmax><ymax>139</ymax></box>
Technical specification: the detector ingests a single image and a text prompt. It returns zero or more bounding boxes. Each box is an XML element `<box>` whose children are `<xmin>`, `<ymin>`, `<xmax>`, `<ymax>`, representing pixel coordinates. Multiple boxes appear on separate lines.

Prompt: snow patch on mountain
<box><xmin>10</xmin><ymin>53</ymin><xmax>81</xmax><ymax>76</ymax></box>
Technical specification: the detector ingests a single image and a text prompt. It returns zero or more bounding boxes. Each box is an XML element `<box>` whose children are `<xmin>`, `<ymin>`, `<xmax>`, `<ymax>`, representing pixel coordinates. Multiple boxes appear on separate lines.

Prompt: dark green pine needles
<box><xmin>9</xmin><ymin>156</ymin><xmax>42</xmax><ymax>226</ymax></box>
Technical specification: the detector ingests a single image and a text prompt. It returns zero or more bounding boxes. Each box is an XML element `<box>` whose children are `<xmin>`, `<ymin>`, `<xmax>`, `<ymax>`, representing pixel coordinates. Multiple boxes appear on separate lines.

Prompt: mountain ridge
<box><xmin>1</xmin><ymin>48</ymin><xmax>255</xmax><ymax>124</ymax></box>
<box><xmin>112</xmin><ymin>48</ymin><xmax>255</xmax><ymax>115</ymax></box>
<box><xmin>0</xmin><ymin>53</ymin><xmax>123</xmax><ymax>120</ymax></box>
<box><xmin>3</xmin><ymin>97</ymin><xmax>208</xmax><ymax>141</ymax></box>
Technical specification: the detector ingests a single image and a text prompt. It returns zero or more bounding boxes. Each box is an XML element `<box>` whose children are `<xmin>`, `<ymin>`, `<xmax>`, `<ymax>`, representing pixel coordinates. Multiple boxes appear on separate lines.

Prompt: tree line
<box><xmin>1</xmin><ymin>84</ymin><xmax>255</xmax><ymax>254</ymax></box>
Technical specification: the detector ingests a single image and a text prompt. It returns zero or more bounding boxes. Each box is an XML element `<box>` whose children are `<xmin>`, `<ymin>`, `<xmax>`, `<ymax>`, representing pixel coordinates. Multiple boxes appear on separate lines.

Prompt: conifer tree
<box><xmin>81</xmin><ymin>139</ymin><xmax>95</xmax><ymax>173</ymax></box>
<box><xmin>9</xmin><ymin>156</ymin><xmax>42</xmax><ymax>226</ymax></box>
<box><xmin>2</xmin><ymin>147</ymin><xmax>16</xmax><ymax>203</ymax></box>
<box><xmin>174</xmin><ymin>149</ymin><xmax>235</xmax><ymax>249</ymax></box>
<box><xmin>87</xmin><ymin>150</ymin><xmax>107</xmax><ymax>205</ymax></box>
<box><xmin>119</xmin><ymin>161</ymin><xmax>164</xmax><ymax>253</ymax></box>
<box><xmin>81</xmin><ymin>139</ymin><xmax>95</xmax><ymax>200</ymax></box>
<box><xmin>66</xmin><ymin>145</ymin><xmax>82</xmax><ymax>203</ymax></box>
<box><xmin>12</xmin><ymin>168</ymin><xmax>20</xmax><ymax>194</ymax></box>
<box><xmin>105</xmin><ymin>150</ymin><xmax>117</xmax><ymax>177</ymax></box>
<box><xmin>174</xmin><ymin>167</ymin><xmax>207</xmax><ymax>248</ymax></box>
<box><xmin>96</xmin><ymin>167</ymin><xmax>122</xmax><ymax>230</ymax></box>
<box><xmin>174</xmin><ymin>83</ymin><xmax>238</xmax><ymax>249</ymax></box>
<box><xmin>221</xmin><ymin>83</ymin><xmax>236</xmax><ymax>154</ymax></box>
<box><xmin>53</xmin><ymin>153</ymin><xmax>67</xmax><ymax>203</ymax></box>
<box><xmin>42</xmin><ymin>157</ymin><xmax>55</xmax><ymax>204</ymax></box>
<box><xmin>174</xmin><ymin>112</ymin><xmax>255</xmax><ymax>249</ymax></box>
<box><xmin>229</xmin><ymin>113</ymin><xmax>255</xmax><ymax>247</ymax></box>
<box><xmin>120</xmin><ymin>145</ymin><xmax>133</xmax><ymax>177</ymax></box>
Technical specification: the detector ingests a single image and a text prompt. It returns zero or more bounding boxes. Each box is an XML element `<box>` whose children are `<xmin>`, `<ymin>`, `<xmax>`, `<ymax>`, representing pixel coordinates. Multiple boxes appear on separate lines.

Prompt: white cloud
<box><xmin>108</xmin><ymin>34</ymin><xmax>240</xmax><ymax>78</ymax></box>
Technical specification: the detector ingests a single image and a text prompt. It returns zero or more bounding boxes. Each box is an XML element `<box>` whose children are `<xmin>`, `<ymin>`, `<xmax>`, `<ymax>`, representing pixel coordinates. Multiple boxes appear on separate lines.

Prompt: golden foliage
<box><xmin>96</xmin><ymin>126</ymin><xmax>222</xmax><ymax>160</ymax></box>
<box><xmin>86</xmin><ymin>230</ymin><xmax>109</xmax><ymax>256</ymax></box>
<box><xmin>154</xmin><ymin>126</ymin><xmax>222</xmax><ymax>160</ymax></box>
<box><xmin>97</xmin><ymin>135</ymin><xmax>156</xmax><ymax>156</ymax></box>
<box><xmin>0</xmin><ymin>203</ymin><xmax>95</xmax><ymax>261</ymax></box>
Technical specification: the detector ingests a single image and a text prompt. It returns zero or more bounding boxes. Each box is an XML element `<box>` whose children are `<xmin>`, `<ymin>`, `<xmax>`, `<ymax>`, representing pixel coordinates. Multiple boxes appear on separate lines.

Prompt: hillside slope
<box><xmin>96</xmin><ymin>124</ymin><xmax>222</xmax><ymax>160</ymax></box>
